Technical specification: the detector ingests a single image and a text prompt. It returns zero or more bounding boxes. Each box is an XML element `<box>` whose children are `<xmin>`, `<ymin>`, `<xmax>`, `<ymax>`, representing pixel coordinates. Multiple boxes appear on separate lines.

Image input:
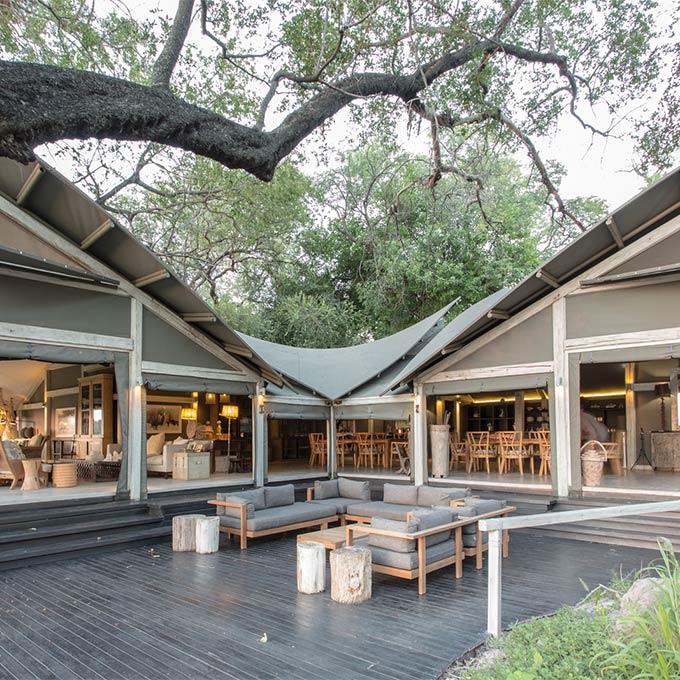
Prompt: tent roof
<box><xmin>238</xmin><ymin>301</ymin><xmax>456</xmax><ymax>400</ymax></box>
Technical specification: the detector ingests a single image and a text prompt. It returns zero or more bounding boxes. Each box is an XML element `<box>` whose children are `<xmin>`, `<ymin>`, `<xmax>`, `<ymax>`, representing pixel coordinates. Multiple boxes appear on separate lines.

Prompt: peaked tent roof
<box><xmin>238</xmin><ymin>301</ymin><xmax>456</xmax><ymax>400</ymax></box>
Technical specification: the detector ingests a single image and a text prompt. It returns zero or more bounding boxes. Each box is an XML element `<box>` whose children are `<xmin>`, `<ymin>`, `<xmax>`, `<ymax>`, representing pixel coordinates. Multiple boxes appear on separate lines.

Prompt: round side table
<box><xmin>52</xmin><ymin>461</ymin><xmax>78</xmax><ymax>487</ymax></box>
<box><xmin>21</xmin><ymin>459</ymin><xmax>43</xmax><ymax>491</ymax></box>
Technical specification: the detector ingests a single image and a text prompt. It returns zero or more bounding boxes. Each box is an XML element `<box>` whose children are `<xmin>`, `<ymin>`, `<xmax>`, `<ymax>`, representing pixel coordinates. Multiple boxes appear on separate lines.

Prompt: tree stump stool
<box><xmin>330</xmin><ymin>545</ymin><xmax>372</xmax><ymax>604</ymax></box>
<box><xmin>195</xmin><ymin>516</ymin><xmax>220</xmax><ymax>554</ymax></box>
<box><xmin>21</xmin><ymin>459</ymin><xmax>42</xmax><ymax>491</ymax></box>
<box><xmin>297</xmin><ymin>541</ymin><xmax>326</xmax><ymax>594</ymax></box>
<box><xmin>172</xmin><ymin>514</ymin><xmax>205</xmax><ymax>552</ymax></box>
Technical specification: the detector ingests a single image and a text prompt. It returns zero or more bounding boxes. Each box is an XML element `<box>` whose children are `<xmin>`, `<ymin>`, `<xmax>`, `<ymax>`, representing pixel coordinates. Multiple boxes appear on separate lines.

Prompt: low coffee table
<box><xmin>297</xmin><ymin>525</ymin><xmax>349</xmax><ymax>550</ymax></box>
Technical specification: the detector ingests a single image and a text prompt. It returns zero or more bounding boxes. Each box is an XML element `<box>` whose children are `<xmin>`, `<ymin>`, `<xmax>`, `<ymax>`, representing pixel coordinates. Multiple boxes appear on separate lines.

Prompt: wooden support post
<box><xmin>195</xmin><ymin>516</ymin><xmax>220</xmax><ymax>554</ymax></box>
<box><xmin>455</xmin><ymin>527</ymin><xmax>463</xmax><ymax>579</ymax></box>
<box><xmin>552</xmin><ymin>297</ymin><xmax>570</xmax><ymax>498</ymax></box>
<box><xmin>412</xmin><ymin>382</ymin><xmax>428</xmax><ymax>485</ymax></box>
<box><xmin>252</xmin><ymin>382</ymin><xmax>267</xmax><ymax>487</ymax></box>
<box><xmin>330</xmin><ymin>546</ymin><xmax>372</xmax><ymax>604</ymax></box>
<box><xmin>487</xmin><ymin>529</ymin><xmax>503</xmax><ymax>637</ymax></box>
<box><xmin>297</xmin><ymin>541</ymin><xmax>326</xmax><ymax>594</ymax></box>
<box><xmin>172</xmin><ymin>514</ymin><xmax>205</xmax><ymax>552</ymax></box>
<box><xmin>128</xmin><ymin>298</ymin><xmax>145</xmax><ymax>501</ymax></box>
<box><xmin>327</xmin><ymin>404</ymin><xmax>337</xmax><ymax>478</ymax></box>
<box><xmin>417</xmin><ymin>536</ymin><xmax>427</xmax><ymax>595</ymax></box>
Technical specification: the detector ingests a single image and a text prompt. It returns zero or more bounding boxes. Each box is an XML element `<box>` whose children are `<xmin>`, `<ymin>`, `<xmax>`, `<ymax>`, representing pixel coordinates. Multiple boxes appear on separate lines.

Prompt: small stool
<box><xmin>52</xmin><ymin>461</ymin><xmax>78</xmax><ymax>488</ymax></box>
<box><xmin>297</xmin><ymin>541</ymin><xmax>326</xmax><ymax>594</ymax></box>
<box><xmin>195</xmin><ymin>516</ymin><xmax>220</xmax><ymax>554</ymax></box>
<box><xmin>21</xmin><ymin>459</ymin><xmax>43</xmax><ymax>491</ymax></box>
<box><xmin>330</xmin><ymin>546</ymin><xmax>372</xmax><ymax>604</ymax></box>
<box><xmin>172</xmin><ymin>514</ymin><xmax>205</xmax><ymax>552</ymax></box>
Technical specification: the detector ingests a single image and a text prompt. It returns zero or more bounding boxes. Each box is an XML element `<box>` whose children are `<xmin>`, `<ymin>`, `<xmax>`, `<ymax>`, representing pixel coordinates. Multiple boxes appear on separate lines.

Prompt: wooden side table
<box><xmin>21</xmin><ymin>459</ymin><xmax>43</xmax><ymax>491</ymax></box>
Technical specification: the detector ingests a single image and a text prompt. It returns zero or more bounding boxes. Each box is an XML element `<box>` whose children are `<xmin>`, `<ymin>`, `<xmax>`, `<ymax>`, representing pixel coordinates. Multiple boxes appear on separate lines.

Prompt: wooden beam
<box><xmin>429</xmin><ymin>362</ymin><xmax>554</xmax><ymax>384</ymax></box>
<box><xmin>536</xmin><ymin>269</ymin><xmax>560</xmax><ymax>288</ymax></box>
<box><xmin>0</xmin><ymin>321</ymin><xmax>133</xmax><ymax>351</ymax></box>
<box><xmin>486</xmin><ymin>309</ymin><xmax>510</xmax><ymax>320</ymax></box>
<box><xmin>132</xmin><ymin>269</ymin><xmax>170</xmax><ymax>287</ymax></box>
<box><xmin>223</xmin><ymin>342</ymin><xmax>253</xmax><ymax>358</ymax></box>
<box><xmin>140</xmin><ymin>360</ymin><xmax>251</xmax><ymax>383</ymax></box>
<box><xmin>565</xmin><ymin>327</ymin><xmax>680</xmax><ymax>352</ymax></box>
<box><xmin>80</xmin><ymin>219</ymin><xmax>113</xmax><ymax>250</ymax></box>
<box><xmin>181</xmin><ymin>312</ymin><xmax>217</xmax><ymax>323</ymax></box>
<box><xmin>15</xmin><ymin>164</ymin><xmax>43</xmax><ymax>205</ymax></box>
<box><xmin>606</xmin><ymin>216</ymin><xmax>625</xmax><ymax>249</ymax></box>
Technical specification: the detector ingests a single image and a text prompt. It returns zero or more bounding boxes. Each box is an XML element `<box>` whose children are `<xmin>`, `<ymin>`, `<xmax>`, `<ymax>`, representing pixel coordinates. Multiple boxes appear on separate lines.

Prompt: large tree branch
<box><xmin>151</xmin><ymin>0</ymin><xmax>195</xmax><ymax>89</ymax></box>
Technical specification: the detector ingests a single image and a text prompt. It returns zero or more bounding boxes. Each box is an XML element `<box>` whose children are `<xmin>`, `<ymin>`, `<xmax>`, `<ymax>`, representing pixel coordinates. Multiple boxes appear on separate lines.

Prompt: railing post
<box><xmin>487</xmin><ymin>529</ymin><xmax>502</xmax><ymax>637</ymax></box>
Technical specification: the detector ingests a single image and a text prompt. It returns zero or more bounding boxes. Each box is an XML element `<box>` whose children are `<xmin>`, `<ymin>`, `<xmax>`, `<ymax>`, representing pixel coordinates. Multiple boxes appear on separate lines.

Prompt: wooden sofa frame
<box><xmin>208</xmin><ymin>499</ymin><xmax>338</xmax><ymax>550</ymax></box>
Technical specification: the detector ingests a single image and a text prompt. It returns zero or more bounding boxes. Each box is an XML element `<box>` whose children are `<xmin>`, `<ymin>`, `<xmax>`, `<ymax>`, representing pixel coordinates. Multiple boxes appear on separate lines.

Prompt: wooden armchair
<box><xmin>497</xmin><ymin>431</ymin><xmax>532</xmax><ymax>475</ymax></box>
<box><xmin>0</xmin><ymin>440</ymin><xmax>25</xmax><ymax>489</ymax></box>
<box><xmin>466</xmin><ymin>431</ymin><xmax>497</xmax><ymax>473</ymax></box>
<box><xmin>355</xmin><ymin>433</ymin><xmax>381</xmax><ymax>470</ymax></box>
<box><xmin>449</xmin><ymin>432</ymin><xmax>468</xmax><ymax>470</ymax></box>
<box><xmin>308</xmin><ymin>433</ymin><xmax>327</xmax><ymax>467</ymax></box>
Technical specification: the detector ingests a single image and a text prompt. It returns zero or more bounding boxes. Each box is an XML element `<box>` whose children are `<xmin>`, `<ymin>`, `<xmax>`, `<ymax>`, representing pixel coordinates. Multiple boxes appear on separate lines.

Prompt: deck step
<box><xmin>0</xmin><ymin>524</ymin><xmax>172</xmax><ymax>571</ymax></box>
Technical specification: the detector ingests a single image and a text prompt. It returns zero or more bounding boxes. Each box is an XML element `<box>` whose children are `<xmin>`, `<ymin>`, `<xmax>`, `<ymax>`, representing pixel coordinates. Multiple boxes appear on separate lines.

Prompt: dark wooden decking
<box><xmin>0</xmin><ymin>533</ymin><xmax>655</xmax><ymax>680</ymax></box>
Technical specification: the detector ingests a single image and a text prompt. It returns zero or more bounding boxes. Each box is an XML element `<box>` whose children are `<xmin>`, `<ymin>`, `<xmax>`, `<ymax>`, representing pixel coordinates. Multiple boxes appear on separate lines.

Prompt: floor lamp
<box><xmin>221</xmin><ymin>404</ymin><xmax>239</xmax><ymax>461</ymax></box>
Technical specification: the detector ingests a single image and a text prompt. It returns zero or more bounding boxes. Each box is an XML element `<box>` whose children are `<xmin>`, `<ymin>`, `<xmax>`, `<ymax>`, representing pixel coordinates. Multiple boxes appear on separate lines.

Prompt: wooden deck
<box><xmin>0</xmin><ymin>533</ymin><xmax>655</xmax><ymax>680</ymax></box>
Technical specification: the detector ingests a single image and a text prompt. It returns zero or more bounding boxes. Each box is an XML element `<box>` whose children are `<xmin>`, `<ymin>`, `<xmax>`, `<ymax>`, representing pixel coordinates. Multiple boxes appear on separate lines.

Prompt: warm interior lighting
<box><xmin>191</xmin><ymin>391</ymin><xmax>198</xmax><ymax>398</ymax></box>
<box><xmin>471</xmin><ymin>396</ymin><xmax>543</xmax><ymax>404</ymax></box>
<box><xmin>180</xmin><ymin>407</ymin><xmax>197</xmax><ymax>420</ymax></box>
<box><xmin>205</xmin><ymin>392</ymin><xmax>216</xmax><ymax>404</ymax></box>
<box><xmin>579</xmin><ymin>390</ymin><xmax>626</xmax><ymax>398</ymax></box>
<box><xmin>219</xmin><ymin>393</ymin><xmax>230</xmax><ymax>403</ymax></box>
<box><xmin>221</xmin><ymin>404</ymin><xmax>239</xmax><ymax>419</ymax></box>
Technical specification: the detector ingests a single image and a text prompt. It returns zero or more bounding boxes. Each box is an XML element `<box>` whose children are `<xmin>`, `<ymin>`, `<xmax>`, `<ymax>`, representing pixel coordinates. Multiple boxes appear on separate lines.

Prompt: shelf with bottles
<box><xmin>524</xmin><ymin>400</ymin><xmax>550</xmax><ymax>431</ymax></box>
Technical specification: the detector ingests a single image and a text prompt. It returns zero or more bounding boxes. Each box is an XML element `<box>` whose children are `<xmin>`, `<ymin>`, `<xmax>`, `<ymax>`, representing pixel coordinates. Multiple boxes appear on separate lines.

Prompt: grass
<box><xmin>454</xmin><ymin>542</ymin><xmax>679</xmax><ymax>680</ymax></box>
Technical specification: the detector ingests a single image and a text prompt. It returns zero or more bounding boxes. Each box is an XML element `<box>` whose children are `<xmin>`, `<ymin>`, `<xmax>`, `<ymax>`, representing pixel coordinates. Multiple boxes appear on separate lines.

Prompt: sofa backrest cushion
<box><xmin>417</xmin><ymin>485</ymin><xmax>452</xmax><ymax>508</ymax></box>
<box><xmin>147</xmin><ymin>432</ymin><xmax>165</xmax><ymax>456</ymax></box>
<box><xmin>383</xmin><ymin>483</ymin><xmax>418</xmax><ymax>505</ymax></box>
<box><xmin>338</xmin><ymin>478</ymin><xmax>371</xmax><ymax>500</ymax></box>
<box><xmin>445</xmin><ymin>487</ymin><xmax>471</xmax><ymax>501</ymax></box>
<box><xmin>454</xmin><ymin>505</ymin><xmax>479</xmax><ymax>535</ymax></box>
<box><xmin>314</xmin><ymin>479</ymin><xmax>339</xmax><ymax>500</ymax></box>
<box><xmin>188</xmin><ymin>439</ymin><xmax>213</xmax><ymax>452</ymax></box>
<box><xmin>464</xmin><ymin>498</ymin><xmax>506</xmax><ymax>514</ymax></box>
<box><xmin>265</xmin><ymin>484</ymin><xmax>295</xmax><ymax>508</ymax></box>
<box><xmin>3</xmin><ymin>440</ymin><xmax>24</xmax><ymax>460</ymax></box>
<box><xmin>411</xmin><ymin>508</ymin><xmax>457</xmax><ymax>547</ymax></box>
<box><xmin>218</xmin><ymin>488</ymin><xmax>265</xmax><ymax>513</ymax></box>
<box><xmin>368</xmin><ymin>516</ymin><xmax>417</xmax><ymax>553</ymax></box>
<box><xmin>215</xmin><ymin>493</ymin><xmax>255</xmax><ymax>519</ymax></box>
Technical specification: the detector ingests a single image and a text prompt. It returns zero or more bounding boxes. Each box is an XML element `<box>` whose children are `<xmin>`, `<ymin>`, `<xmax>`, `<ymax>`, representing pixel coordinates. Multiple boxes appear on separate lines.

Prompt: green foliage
<box><xmin>600</xmin><ymin>542</ymin><xmax>680</xmax><ymax>680</ymax></box>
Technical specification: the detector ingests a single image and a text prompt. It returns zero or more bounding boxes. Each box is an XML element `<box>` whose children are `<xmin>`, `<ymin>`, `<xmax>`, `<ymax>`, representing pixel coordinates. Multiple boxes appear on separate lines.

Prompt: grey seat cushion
<box><xmin>308</xmin><ymin>497</ymin><xmax>353</xmax><ymax>514</ymax></box>
<box><xmin>411</xmin><ymin>508</ymin><xmax>457</xmax><ymax>547</ymax></box>
<box><xmin>444</xmin><ymin>488</ymin><xmax>471</xmax><ymax>501</ymax></box>
<box><xmin>219</xmin><ymin>502</ymin><xmax>336</xmax><ymax>531</ymax></box>
<box><xmin>314</xmin><ymin>479</ymin><xmax>339</xmax><ymax>499</ymax></box>
<box><xmin>464</xmin><ymin>498</ymin><xmax>507</xmax><ymax>514</ymax></box>
<box><xmin>265</xmin><ymin>484</ymin><xmax>295</xmax><ymax>508</ymax></box>
<box><xmin>463</xmin><ymin>532</ymin><xmax>488</xmax><ymax>548</ymax></box>
<box><xmin>417</xmin><ymin>486</ymin><xmax>453</xmax><ymax>508</ymax></box>
<box><xmin>346</xmin><ymin>501</ymin><xmax>415</xmax><ymax>521</ymax></box>
<box><xmin>454</xmin><ymin>505</ymin><xmax>479</xmax><ymax>535</ymax></box>
<box><xmin>368</xmin><ymin>517</ymin><xmax>418</xmax><ymax>553</ymax></box>
<box><xmin>383</xmin><ymin>483</ymin><xmax>418</xmax><ymax>505</ymax></box>
<box><xmin>369</xmin><ymin>539</ymin><xmax>456</xmax><ymax>571</ymax></box>
<box><xmin>338</xmin><ymin>478</ymin><xmax>371</xmax><ymax>500</ymax></box>
<box><xmin>215</xmin><ymin>488</ymin><xmax>265</xmax><ymax>515</ymax></box>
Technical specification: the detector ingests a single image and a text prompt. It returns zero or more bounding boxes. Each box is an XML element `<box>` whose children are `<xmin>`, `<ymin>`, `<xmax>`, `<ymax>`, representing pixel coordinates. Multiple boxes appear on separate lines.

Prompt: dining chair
<box><xmin>465</xmin><ymin>431</ymin><xmax>496</xmax><ymax>474</ymax></box>
<box><xmin>449</xmin><ymin>432</ymin><xmax>468</xmax><ymax>470</ymax></box>
<box><xmin>497</xmin><ymin>431</ymin><xmax>532</xmax><ymax>475</ymax></box>
<box><xmin>307</xmin><ymin>433</ymin><xmax>326</xmax><ymax>467</ymax></box>
<box><xmin>355</xmin><ymin>433</ymin><xmax>381</xmax><ymax>469</ymax></box>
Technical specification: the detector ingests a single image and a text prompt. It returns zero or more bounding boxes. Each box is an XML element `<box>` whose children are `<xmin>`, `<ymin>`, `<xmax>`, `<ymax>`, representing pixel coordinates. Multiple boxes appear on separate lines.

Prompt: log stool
<box><xmin>21</xmin><ymin>459</ymin><xmax>42</xmax><ymax>491</ymax></box>
<box><xmin>297</xmin><ymin>541</ymin><xmax>326</xmax><ymax>594</ymax></box>
<box><xmin>195</xmin><ymin>516</ymin><xmax>220</xmax><ymax>554</ymax></box>
<box><xmin>172</xmin><ymin>514</ymin><xmax>205</xmax><ymax>552</ymax></box>
<box><xmin>330</xmin><ymin>545</ymin><xmax>372</xmax><ymax>604</ymax></box>
<box><xmin>52</xmin><ymin>461</ymin><xmax>78</xmax><ymax>488</ymax></box>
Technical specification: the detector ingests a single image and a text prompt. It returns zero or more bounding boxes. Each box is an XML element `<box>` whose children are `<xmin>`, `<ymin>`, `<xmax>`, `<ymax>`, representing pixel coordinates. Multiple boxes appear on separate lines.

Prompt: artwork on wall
<box><xmin>55</xmin><ymin>407</ymin><xmax>76</xmax><ymax>437</ymax></box>
<box><xmin>146</xmin><ymin>404</ymin><xmax>182</xmax><ymax>434</ymax></box>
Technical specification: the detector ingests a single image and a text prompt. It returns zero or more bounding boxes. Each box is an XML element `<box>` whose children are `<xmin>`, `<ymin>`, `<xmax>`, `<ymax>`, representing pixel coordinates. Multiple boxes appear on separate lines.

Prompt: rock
<box><xmin>474</xmin><ymin>647</ymin><xmax>506</xmax><ymax>668</ymax></box>
<box><xmin>612</xmin><ymin>577</ymin><xmax>664</xmax><ymax>637</ymax></box>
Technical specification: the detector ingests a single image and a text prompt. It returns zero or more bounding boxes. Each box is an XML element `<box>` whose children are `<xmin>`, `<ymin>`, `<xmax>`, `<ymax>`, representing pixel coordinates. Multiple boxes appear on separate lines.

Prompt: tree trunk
<box><xmin>297</xmin><ymin>541</ymin><xmax>326</xmax><ymax>594</ymax></box>
<box><xmin>330</xmin><ymin>546</ymin><xmax>372</xmax><ymax>604</ymax></box>
<box><xmin>195</xmin><ymin>516</ymin><xmax>220</xmax><ymax>554</ymax></box>
<box><xmin>172</xmin><ymin>513</ymin><xmax>205</xmax><ymax>552</ymax></box>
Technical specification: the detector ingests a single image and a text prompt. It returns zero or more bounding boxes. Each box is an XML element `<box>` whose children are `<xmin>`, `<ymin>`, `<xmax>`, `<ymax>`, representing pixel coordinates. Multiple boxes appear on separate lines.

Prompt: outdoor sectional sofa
<box><xmin>209</xmin><ymin>484</ymin><xmax>338</xmax><ymax>549</ymax></box>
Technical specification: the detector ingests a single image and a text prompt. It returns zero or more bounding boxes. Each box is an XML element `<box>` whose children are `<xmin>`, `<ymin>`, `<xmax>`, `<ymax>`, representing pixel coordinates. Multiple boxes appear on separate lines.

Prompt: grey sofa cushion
<box><xmin>444</xmin><ymin>487</ymin><xmax>471</xmax><ymax>501</ymax></box>
<box><xmin>219</xmin><ymin>502</ymin><xmax>335</xmax><ymax>531</ymax></box>
<box><xmin>314</xmin><ymin>479</ymin><xmax>339</xmax><ymax>500</ymax></box>
<box><xmin>308</xmin><ymin>497</ymin><xmax>353</xmax><ymax>514</ymax></box>
<box><xmin>265</xmin><ymin>484</ymin><xmax>295</xmax><ymax>508</ymax></box>
<box><xmin>369</xmin><ymin>538</ymin><xmax>456</xmax><ymax>571</ymax></box>
<box><xmin>454</xmin><ymin>505</ymin><xmax>479</xmax><ymax>534</ymax></box>
<box><xmin>215</xmin><ymin>491</ymin><xmax>264</xmax><ymax>516</ymax></box>
<box><xmin>338</xmin><ymin>478</ymin><xmax>371</xmax><ymax>500</ymax></box>
<box><xmin>215</xmin><ymin>495</ymin><xmax>255</xmax><ymax>519</ymax></box>
<box><xmin>368</xmin><ymin>517</ymin><xmax>418</xmax><ymax>553</ymax></box>
<box><xmin>417</xmin><ymin>486</ymin><xmax>453</xmax><ymax>508</ymax></box>
<box><xmin>464</xmin><ymin>498</ymin><xmax>507</xmax><ymax>514</ymax></box>
<box><xmin>411</xmin><ymin>508</ymin><xmax>457</xmax><ymax>547</ymax></box>
<box><xmin>346</xmin><ymin>501</ymin><xmax>414</xmax><ymax>521</ymax></box>
<box><xmin>463</xmin><ymin>532</ymin><xmax>488</xmax><ymax>548</ymax></box>
<box><xmin>383</xmin><ymin>483</ymin><xmax>418</xmax><ymax>505</ymax></box>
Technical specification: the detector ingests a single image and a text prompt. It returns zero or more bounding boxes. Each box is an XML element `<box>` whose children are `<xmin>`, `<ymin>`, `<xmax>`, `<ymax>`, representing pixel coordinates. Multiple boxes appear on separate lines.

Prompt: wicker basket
<box><xmin>580</xmin><ymin>440</ymin><xmax>607</xmax><ymax>487</ymax></box>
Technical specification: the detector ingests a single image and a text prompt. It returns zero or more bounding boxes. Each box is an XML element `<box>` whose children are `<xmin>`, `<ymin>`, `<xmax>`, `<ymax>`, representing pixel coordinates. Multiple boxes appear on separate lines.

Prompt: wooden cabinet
<box><xmin>465</xmin><ymin>403</ymin><xmax>515</xmax><ymax>433</ymax></box>
<box><xmin>77</xmin><ymin>373</ymin><xmax>113</xmax><ymax>459</ymax></box>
